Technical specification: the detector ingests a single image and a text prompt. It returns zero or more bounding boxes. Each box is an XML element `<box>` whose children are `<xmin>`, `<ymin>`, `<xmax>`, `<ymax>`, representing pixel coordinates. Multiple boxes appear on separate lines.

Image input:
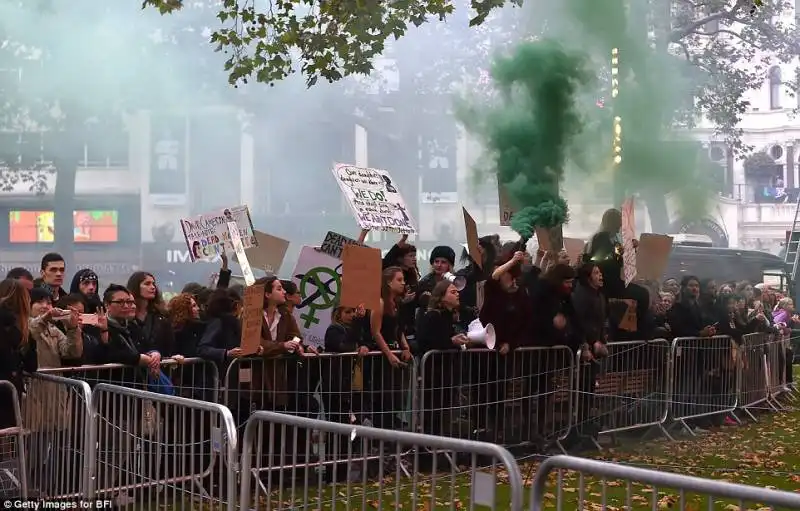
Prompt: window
<box><xmin>769</xmin><ymin>66</ymin><xmax>782</xmax><ymax>110</ymax></box>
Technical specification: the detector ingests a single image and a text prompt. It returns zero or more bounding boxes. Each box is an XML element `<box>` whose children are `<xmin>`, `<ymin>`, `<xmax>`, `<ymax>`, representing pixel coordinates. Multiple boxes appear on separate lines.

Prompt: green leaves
<box><xmin>144</xmin><ymin>0</ymin><xmax>459</xmax><ymax>88</ymax></box>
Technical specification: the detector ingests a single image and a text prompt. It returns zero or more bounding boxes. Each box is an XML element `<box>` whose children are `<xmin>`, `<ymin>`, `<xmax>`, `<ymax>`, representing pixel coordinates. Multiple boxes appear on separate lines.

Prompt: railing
<box><xmin>3</xmin><ymin>334</ymin><xmax>796</xmax><ymax>507</ymax></box>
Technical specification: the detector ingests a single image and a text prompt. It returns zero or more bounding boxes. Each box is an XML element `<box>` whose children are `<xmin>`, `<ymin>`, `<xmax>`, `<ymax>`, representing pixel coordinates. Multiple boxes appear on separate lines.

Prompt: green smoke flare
<box><xmin>458</xmin><ymin>40</ymin><xmax>592</xmax><ymax>239</ymax></box>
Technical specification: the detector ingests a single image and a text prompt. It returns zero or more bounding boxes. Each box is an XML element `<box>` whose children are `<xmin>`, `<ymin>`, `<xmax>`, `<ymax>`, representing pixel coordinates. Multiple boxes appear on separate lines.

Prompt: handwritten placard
<box><xmin>319</xmin><ymin>231</ymin><xmax>367</xmax><ymax>260</ymax></box>
<box><xmin>240</xmin><ymin>284</ymin><xmax>265</xmax><ymax>355</ymax></box>
<box><xmin>621</xmin><ymin>197</ymin><xmax>637</xmax><ymax>286</ymax></box>
<box><xmin>498</xmin><ymin>184</ymin><xmax>515</xmax><ymax>227</ymax></box>
<box><xmin>332</xmin><ymin>163</ymin><xmax>417</xmax><ymax>234</ymax></box>
<box><xmin>180</xmin><ymin>205</ymin><xmax>257</xmax><ymax>262</ymax></box>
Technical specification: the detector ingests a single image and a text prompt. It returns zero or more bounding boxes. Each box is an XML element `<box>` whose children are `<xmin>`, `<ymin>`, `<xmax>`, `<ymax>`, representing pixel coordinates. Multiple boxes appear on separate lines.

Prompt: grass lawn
<box><xmin>251</xmin><ymin>397</ymin><xmax>800</xmax><ymax>510</ymax></box>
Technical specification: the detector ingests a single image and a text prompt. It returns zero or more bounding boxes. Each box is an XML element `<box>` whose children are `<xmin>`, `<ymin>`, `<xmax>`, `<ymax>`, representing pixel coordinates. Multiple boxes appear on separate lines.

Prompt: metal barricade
<box><xmin>530</xmin><ymin>455</ymin><xmax>800</xmax><ymax>510</ymax></box>
<box><xmin>39</xmin><ymin>357</ymin><xmax>220</xmax><ymax>403</ymax></box>
<box><xmin>418</xmin><ymin>346</ymin><xmax>574</xmax><ymax>453</ymax></box>
<box><xmin>23</xmin><ymin>373</ymin><xmax>91</xmax><ymax>499</ymax></box>
<box><xmin>576</xmin><ymin>340</ymin><xmax>671</xmax><ymax>444</ymax></box>
<box><xmin>239</xmin><ymin>410</ymin><xmax>525</xmax><ymax>511</ymax></box>
<box><xmin>87</xmin><ymin>383</ymin><xmax>237</xmax><ymax>510</ymax></box>
<box><xmin>765</xmin><ymin>333</ymin><xmax>791</xmax><ymax>406</ymax></box>
<box><xmin>668</xmin><ymin>336</ymin><xmax>740</xmax><ymax>434</ymax></box>
<box><xmin>0</xmin><ymin>380</ymin><xmax>28</xmax><ymax>500</ymax></box>
<box><xmin>738</xmin><ymin>332</ymin><xmax>772</xmax><ymax>420</ymax></box>
<box><xmin>223</xmin><ymin>351</ymin><xmax>416</xmax><ymax>435</ymax></box>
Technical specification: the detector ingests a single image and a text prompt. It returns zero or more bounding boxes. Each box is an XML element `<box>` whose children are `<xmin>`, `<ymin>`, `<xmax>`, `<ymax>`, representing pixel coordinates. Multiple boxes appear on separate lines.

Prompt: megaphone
<box><xmin>443</xmin><ymin>272</ymin><xmax>467</xmax><ymax>292</ymax></box>
<box><xmin>466</xmin><ymin>319</ymin><xmax>496</xmax><ymax>350</ymax></box>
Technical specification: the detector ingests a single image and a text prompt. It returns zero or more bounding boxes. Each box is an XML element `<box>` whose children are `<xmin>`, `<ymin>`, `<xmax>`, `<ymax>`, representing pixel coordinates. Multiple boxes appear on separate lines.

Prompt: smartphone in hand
<box><xmin>80</xmin><ymin>313</ymin><xmax>99</xmax><ymax>326</ymax></box>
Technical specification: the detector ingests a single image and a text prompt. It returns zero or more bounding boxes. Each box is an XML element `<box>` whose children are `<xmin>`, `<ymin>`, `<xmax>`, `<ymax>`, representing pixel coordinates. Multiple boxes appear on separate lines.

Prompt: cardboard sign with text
<box><xmin>319</xmin><ymin>231</ymin><xmax>367</xmax><ymax>260</ymax></box>
<box><xmin>610</xmin><ymin>298</ymin><xmax>637</xmax><ymax>332</ymax></box>
<box><xmin>636</xmin><ymin>233</ymin><xmax>673</xmax><ymax>281</ymax></box>
<box><xmin>498</xmin><ymin>185</ymin><xmax>515</xmax><ymax>227</ymax></box>
<box><xmin>340</xmin><ymin>244</ymin><xmax>382</xmax><ymax>312</ymax></box>
<box><xmin>245</xmin><ymin>230</ymin><xmax>290</xmax><ymax>274</ymax></box>
<box><xmin>462</xmin><ymin>207</ymin><xmax>482</xmax><ymax>268</ymax></box>
<box><xmin>621</xmin><ymin>197</ymin><xmax>637</xmax><ymax>286</ymax></box>
<box><xmin>239</xmin><ymin>284</ymin><xmax>265</xmax><ymax>355</ymax></box>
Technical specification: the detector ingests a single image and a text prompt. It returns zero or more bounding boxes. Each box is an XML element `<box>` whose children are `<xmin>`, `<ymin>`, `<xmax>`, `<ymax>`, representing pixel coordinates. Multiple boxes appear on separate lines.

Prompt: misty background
<box><xmin>0</xmin><ymin>0</ymin><xmax>769</xmax><ymax>286</ymax></box>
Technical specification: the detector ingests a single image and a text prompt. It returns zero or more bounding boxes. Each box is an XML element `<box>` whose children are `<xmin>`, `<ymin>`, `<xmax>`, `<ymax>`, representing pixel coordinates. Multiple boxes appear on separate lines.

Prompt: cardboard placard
<box><xmin>340</xmin><ymin>244</ymin><xmax>382</xmax><ymax>312</ymax></box>
<box><xmin>227</xmin><ymin>221</ymin><xmax>255</xmax><ymax>286</ymax></box>
<box><xmin>319</xmin><ymin>231</ymin><xmax>367</xmax><ymax>260</ymax></box>
<box><xmin>245</xmin><ymin>230</ymin><xmax>290</xmax><ymax>274</ymax></box>
<box><xmin>535</xmin><ymin>228</ymin><xmax>552</xmax><ymax>252</ymax></box>
<box><xmin>621</xmin><ymin>197</ymin><xmax>637</xmax><ymax>286</ymax></box>
<box><xmin>563</xmin><ymin>237</ymin><xmax>586</xmax><ymax>265</ymax></box>
<box><xmin>636</xmin><ymin>233</ymin><xmax>673</xmax><ymax>281</ymax></box>
<box><xmin>332</xmin><ymin>163</ymin><xmax>417</xmax><ymax>234</ymax></box>
<box><xmin>610</xmin><ymin>298</ymin><xmax>637</xmax><ymax>332</ymax></box>
<box><xmin>462</xmin><ymin>207</ymin><xmax>482</xmax><ymax>268</ymax></box>
<box><xmin>239</xmin><ymin>284</ymin><xmax>265</xmax><ymax>355</ymax></box>
<box><xmin>498</xmin><ymin>185</ymin><xmax>515</xmax><ymax>226</ymax></box>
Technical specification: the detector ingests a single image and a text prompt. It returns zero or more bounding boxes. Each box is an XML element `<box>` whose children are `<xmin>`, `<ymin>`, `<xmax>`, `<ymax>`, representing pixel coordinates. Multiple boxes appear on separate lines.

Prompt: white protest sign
<box><xmin>227</xmin><ymin>221</ymin><xmax>255</xmax><ymax>286</ymax></box>
<box><xmin>179</xmin><ymin>205</ymin><xmax>257</xmax><ymax>262</ymax></box>
<box><xmin>291</xmin><ymin>246</ymin><xmax>342</xmax><ymax>348</ymax></box>
<box><xmin>332</xmin><ymin>163</ymin><xmax>417</xmax><ymax>234</ymax></box>
<box><xmin>621</xmin><ymin>197</ymin><xmax>637</xmax><ymax>286</ymax></box>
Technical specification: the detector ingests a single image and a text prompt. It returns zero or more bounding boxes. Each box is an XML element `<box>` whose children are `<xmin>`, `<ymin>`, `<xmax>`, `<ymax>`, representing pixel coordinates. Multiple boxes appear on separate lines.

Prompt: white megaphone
<box><xmin>466</xmin><ymin>319</ymin><xmax>496</xmax><ymax>350</ymax></box>
<box><xmin>443</xmin><ymin>271</ymin><xmax>467</xmax><ymax>292</ymax></box>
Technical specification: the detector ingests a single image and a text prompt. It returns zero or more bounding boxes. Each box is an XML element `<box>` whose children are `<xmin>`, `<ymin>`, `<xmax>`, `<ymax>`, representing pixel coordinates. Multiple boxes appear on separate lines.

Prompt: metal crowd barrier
<box><xmin>667</xmin><ymin>336</ymin><xmax>740</xmax><ymax>434</ymax></box>
<box><xmin>0</xmin><ymin>380</ymin><xmax>28</xmax><ymax>500</ymax></box>
<box><xmin>576</xmin><ymin>339</ymin><xmax>671</xmax><ymax>445</ymax></box>
<box><xmin>418</xmin><ymin>347</ymin><xmax>575</xmax><ymax>453</ymax></box>
<box><xmin>738</xmin><ymin>332</ymin><xmax>772</xmax><ymax>420</ymax></box>
<box><xmin>239</xmin><ymin>410</ymin><xmax>525</xmax><ymax>511</ymax></box>
<box><xmin>530</xmin><ymin>455</ymin><xmax>800</xmax><ymax>510</ymax></box>
<box><xmin>38</xmin><ymin>357</ymin><xmax>220</xmax><ymax>404</ymax></box>
<box><xmin>22</xmin><ymin>373</ymin><xmax>92</xmax><ymax>500</ymax></box>
<box><xmin>86</xmin><ymin>383</ymin><xmax>237</xmax><ymax>510</ymax></box>
<box><xmin>223</xmin><ymin>351</ymin><xmax>416</xmax><ymax>430</ymax></box>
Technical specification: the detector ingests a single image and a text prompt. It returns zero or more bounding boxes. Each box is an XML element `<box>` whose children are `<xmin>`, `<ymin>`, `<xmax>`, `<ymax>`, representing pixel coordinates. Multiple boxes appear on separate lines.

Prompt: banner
<box><xmin>291</xmin><ymin>246</ymin><xmax>342</xmax><ymax>348</ymax></box>
<box><xmin>621</xmin><ymin>197</ymin><xmax>637</xmax><ymax>286</ymax></box>
<box><xmin>332</xmin><ymin>163</ymin><xmax>417</xmax><ymax>234</ymax></box>
<box><xmin>179</xmin><ymin>205</ymin><xmax>257</xmax><ymax>262</ymax></box>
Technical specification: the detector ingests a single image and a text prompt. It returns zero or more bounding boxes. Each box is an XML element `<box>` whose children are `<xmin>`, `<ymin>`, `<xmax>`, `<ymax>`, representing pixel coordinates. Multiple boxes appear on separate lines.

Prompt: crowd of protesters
<box><xmin>0</xmin><ymin>207</ymin><xmax>796</xmax><ymax>469</ymax></box>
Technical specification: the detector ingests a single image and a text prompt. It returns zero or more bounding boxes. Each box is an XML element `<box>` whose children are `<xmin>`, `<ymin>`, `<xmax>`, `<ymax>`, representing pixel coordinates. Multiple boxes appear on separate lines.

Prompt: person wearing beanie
<box><xmin>416</xmin><ymin>245</ymin><xmax>456</xmax><ymax>310</ymax></box>
<box><xmin>70</xmin><ymin>268</ymin><xmax>102</xmax><ymax>313</ymax></box>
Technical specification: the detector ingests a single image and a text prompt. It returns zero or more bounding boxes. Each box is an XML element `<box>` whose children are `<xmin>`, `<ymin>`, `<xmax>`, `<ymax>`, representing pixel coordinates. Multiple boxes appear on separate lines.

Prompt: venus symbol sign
<box><xmin>296</xmin><ymin>264</ymin><xmax>342</xmax><ymax>328</ymax></box>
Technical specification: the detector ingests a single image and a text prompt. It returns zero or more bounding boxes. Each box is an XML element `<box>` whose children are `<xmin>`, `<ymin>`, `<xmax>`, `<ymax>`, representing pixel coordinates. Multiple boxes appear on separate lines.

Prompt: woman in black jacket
<box><xmin>0</xmin><ymin>278</ymin><xmax>36</xmax><ymax>429</ymax></box>
<box><xmin>415</xmin><ymin>280</ymin><xmax>468</xmax><ymax>436</ymax></box>
<box><xmin>381</xmin><ymin>235</ymin><xmax>421</xmax><ymax>340</ymax></box>
<box><xmin>322</xmin><ymin>304</ymin><xmax>371</xmax><ymax>425</ymax></box>
<box><xmin>128</xmin><ymin>271</ymin><xmax>175</xmax><ymax>360</ymax></box>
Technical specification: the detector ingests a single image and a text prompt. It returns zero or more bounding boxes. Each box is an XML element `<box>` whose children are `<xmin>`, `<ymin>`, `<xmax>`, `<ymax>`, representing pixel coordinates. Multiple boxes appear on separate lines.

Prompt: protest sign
<box><xmin>621</xmin><ymin>197</ymin><xmax>637</xmax><ymax>286</ymax></box>
<box><xmin>462</xmin><ymin>207</ymin><xmax>481</xmax><ymax>268</ymax></box>
<box><xmin>227</xmin><ymin>221</ymin><xmax>255</xmax><ymax>286</ymax></box>
<box><xmin>318</xmin><ymin>231</ymin><xmax>367</xmax><ymax>260</ymax></box>
<box><xmin>498</xmin><ymin>184</ymin><xmax>515</xmax><ymax>227</ymax></box>
<box><xmin>332</xmin><ymin>163</ymin><xmax>417</xmax><ymax>234</ymax></box>
<box><xmin>239</xmin><ymin>284</ymin><xmax>265</xmax><ymax>355</ymax></box>
<box><xmin>290</xmin><ymin>246</ymin><xmax>342</xmax><ymax>348</ymax></box>
<box><xmin>245</xmin><ymin>230</ymin><xmax>290</xmax><ymax>273</ymax></box>
<box><xmin>340</xmin><ymin>245</ymin><xmax>382</xmax><ymax>312</ymax></box>
<box><xmin>563</xmin><ymin>238</ymin><xmax>586</xmax><ymax>265</ymax></box>
<box><xmin>636</xmin><ymin>233</ymin><xmax>673</xmax><ymax>281</ymax></box>
<box><xmin>180</xmin><ymin>205</ymin><xmax>257</xmax><ymax>262</ymax></box>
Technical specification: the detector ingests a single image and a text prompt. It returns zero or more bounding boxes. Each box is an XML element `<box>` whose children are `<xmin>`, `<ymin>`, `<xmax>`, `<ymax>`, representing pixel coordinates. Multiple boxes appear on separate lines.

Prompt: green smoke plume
<box><xmin>458</xmin><ymin>40</ymin><xmax>592</xmax><ymax>240</ymax></box>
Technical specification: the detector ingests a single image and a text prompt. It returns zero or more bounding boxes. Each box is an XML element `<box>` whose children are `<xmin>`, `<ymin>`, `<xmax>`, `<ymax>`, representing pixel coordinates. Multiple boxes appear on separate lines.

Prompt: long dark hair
<box><xmin>381</xmin><ymin>266</ymin><xmax>404</xmax><ymax>316</ymax></box>
<box><xmin>127</xmin><ymin>271</ymin><xmax>166</xmax><ymax>314</ymax></box>
<box><xmin>0</xmin><ymin>278</ymin><xmax>30</xmax><ymax>344</ymax></box>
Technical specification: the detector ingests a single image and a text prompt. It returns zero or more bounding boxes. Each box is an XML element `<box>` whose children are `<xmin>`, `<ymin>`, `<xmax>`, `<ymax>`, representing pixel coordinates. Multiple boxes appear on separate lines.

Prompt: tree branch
<box><xmin>669</xmin><ymin>0</ymin><xmax>750</xmax><ymax>42</ymax></box>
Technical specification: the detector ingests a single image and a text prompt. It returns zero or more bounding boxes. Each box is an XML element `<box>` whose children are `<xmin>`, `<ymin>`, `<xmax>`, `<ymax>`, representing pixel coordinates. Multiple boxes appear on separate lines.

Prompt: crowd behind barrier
<box><xmin>0</xmin><ymin>331</ymin><xmax>796</xmax><ymax>508</ymax></box>
<box><xmin>2</xmin><ymin>228</ymin><xmax>799</xmax><ymax>509</ymax></box>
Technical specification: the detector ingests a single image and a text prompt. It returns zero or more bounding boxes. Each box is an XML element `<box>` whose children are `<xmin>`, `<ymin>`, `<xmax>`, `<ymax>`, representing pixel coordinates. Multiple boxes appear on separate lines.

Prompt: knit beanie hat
<box><xmin>429</xmin><ymin>245</ymin><xmax>456</xmax><ymax>266</ymax></box>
